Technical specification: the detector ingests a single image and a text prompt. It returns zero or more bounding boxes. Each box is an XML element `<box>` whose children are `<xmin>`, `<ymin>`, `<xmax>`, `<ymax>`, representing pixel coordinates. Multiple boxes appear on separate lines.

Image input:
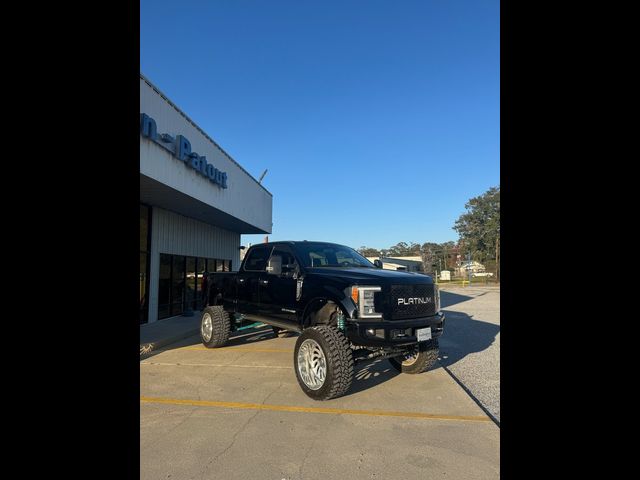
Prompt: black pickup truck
<box><xmin>200</xmin><ymin>241</ymin><xmax>445</xmax><ymax>400</ymax></box>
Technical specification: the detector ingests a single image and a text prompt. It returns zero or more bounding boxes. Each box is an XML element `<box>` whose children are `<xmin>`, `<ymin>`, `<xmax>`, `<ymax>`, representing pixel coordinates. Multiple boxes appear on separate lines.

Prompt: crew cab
<box><xmin>200</xmin><ymin>241</ymin><xmax>445</xmax><ymax>400</ymax></box>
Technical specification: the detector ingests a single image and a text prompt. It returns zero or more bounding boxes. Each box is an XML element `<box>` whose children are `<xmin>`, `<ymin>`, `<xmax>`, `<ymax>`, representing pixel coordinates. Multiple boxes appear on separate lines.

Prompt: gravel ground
<box><xmin>438</xmin><ymin>286</ymin><xmax>500</xmax><ymax>424</ymax></box>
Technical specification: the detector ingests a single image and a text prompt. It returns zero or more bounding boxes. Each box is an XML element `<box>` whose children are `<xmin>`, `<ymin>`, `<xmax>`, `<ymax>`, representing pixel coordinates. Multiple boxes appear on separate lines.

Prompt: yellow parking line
<box><xmin>140</xmin><ymin>396</ymin><xmax>491</xmax><ymax>423</ymax></box>
<box><xmin>140</xmin><ymin>362</ymin><xmax>292</xmax><ymax>369</ymax></box>
<box><xmin>183</xmin><ymin>347</ymin><xmax>293</xmax><ymax>353</ymax></box>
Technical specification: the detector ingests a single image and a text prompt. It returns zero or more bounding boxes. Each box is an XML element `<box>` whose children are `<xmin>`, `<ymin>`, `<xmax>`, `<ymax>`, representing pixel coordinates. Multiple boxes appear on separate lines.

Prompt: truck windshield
<box><xmin>293</xmin><ymin>243</ymin><xmax>375</xmax><ymax>268</ymax></box>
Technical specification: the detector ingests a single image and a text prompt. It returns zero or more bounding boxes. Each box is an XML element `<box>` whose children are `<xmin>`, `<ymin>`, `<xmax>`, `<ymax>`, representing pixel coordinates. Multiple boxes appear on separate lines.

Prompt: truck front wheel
<box><xmin>200</xmin><ymin>306</ymin><xmax>231</xmax><ymax>348</ymax></box>
<box><xmin>388</xmin><ymin>339</ymin><xmax>439</xmax><ymax>374</ymax></box>
<box><xmin>294</xmin><ymin>326</ymin><xmax>354</xmax><ymax>401</ymax></box>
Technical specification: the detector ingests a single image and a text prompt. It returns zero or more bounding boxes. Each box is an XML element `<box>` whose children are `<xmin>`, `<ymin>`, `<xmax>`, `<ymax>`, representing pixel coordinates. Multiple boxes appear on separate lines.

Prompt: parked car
<box><xmin>472</xmin><ymin>272</ymin><xmax>494</xmax><ymax>277</ymax></box>
<box><xmin>199</xmin><ymin>241</ymin><xmax>446</xmax><ymax>400</ymax></box>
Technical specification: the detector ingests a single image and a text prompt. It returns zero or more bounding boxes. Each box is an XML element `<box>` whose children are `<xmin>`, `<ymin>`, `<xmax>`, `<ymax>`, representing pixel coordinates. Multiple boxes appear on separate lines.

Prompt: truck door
<box><xmin>259</xmin><ymin>245</ymin><xmax>300</xmax><ymax>325</ymax></box>
<box><xmin>237</xmin><ymin>245</ymin><xmax>273</xmax><ymax>315</ymax></box>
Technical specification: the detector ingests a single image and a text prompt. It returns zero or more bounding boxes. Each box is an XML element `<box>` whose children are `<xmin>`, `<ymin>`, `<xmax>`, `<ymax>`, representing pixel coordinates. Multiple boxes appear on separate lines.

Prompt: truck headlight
<box><xmin>351</xmin><ymin>286</ymin><xmax>382</xmax><ymax>318</ymax></box>
<box><xmin>435</xmin><ymin>284</ymin><xmax>441</xmax><ymax>312</ymax></box>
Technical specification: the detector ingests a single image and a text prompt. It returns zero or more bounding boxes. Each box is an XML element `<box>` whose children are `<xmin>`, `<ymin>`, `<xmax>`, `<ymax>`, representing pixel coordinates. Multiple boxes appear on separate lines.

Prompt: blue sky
<box><xmin>141</xmin><ymin>0</ymin><xmax>499</xmax><ymax>250</ymax></box>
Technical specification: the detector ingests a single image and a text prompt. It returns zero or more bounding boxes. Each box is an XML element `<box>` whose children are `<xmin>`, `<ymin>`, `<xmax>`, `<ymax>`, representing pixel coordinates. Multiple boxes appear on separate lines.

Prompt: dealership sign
<box><xmin>140</xmin><ymin>113</ymin><xmax>228</xmax><ymax>189</ymax></box>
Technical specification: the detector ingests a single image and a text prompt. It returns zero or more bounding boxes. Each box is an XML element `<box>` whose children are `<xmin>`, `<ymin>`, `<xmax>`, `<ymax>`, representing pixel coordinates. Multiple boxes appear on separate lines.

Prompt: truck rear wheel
<box><xmin>294</xmin><ymin>326</ymin><xmax>354</xmax><ymax>401</ymax></box>
<box><xmin>388</xmin><ymin>339</ymin><xmax>439</xmax><ymax>374</ymax></box>
<box><xmin>200</xmin><ymin>306</ymin><xmax>230</xmax><ymax>348</ymax></box>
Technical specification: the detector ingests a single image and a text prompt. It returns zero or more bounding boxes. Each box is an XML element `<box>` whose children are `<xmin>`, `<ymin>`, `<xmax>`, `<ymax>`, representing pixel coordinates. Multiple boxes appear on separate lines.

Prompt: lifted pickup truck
<box><xmin>200</xmin><ymin>241</ymin><xmax>445</xmax><ymax>400</ymax></box>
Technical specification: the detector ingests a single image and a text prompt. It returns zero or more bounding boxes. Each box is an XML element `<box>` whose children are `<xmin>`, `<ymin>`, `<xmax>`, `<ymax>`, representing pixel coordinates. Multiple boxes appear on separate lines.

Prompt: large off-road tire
<box><xmin>388</xmin><ymin>339</ymin><xmax>439</xmax><ymax>374</ymax></box>
<box><xmin>294</xmin><ymin>326</ymin><xmax>354</xmax><ymax>401</ymax></box>
<box><xmin>200</xmin><ymin>306</ymin><xmax>231</xmax><ymax>348</ymax></box>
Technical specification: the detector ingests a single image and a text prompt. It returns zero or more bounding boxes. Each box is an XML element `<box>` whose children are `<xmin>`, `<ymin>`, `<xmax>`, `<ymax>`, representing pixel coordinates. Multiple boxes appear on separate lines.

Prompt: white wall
<box><xmin>147</xmin><ymin>207</ymin><xmax>241</xmax><ymax>322</ymax></box>
<box><xmin>140</xmin><ymin>75</ymin><xmax>272</xmax><ymax>234</ymax></box>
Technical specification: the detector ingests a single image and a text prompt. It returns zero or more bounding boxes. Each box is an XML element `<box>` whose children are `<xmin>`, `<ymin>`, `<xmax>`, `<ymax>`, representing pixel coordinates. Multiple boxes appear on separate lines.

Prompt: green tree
<box><xmin>372</xmin><ymin>241</ymin><xmax>460</xmax><ymax>275</ymax></box>
<box><xmin>357</xmin><ymin>246</ymin><xmax>381</xmax><ymax>257</ymax></box>
<box><xmin>387</xmin><ymin>242</ymin><xmax>408</xmax><ymax>256</ymax></box>
<box><xmin>439</xmin><ymin>241</ymin><xmax>456</xmax><ymax>270</ymax></box>
<box><xmin>386</xmin><ymin>242</ymin><xmax>422</xmax><ymax>256</ymax></box>
<box><xmin>453</xmin><ymin>186</ymin><xmax>500</xmax><ymax>280</ymax></box>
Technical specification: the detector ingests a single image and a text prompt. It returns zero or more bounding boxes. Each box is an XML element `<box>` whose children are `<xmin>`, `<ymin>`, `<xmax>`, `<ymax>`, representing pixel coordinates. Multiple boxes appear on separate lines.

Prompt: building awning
<box><xmin>140</xmin><ymin>174</ymin><xmax>270</xmax><ymax>234</ymax></box>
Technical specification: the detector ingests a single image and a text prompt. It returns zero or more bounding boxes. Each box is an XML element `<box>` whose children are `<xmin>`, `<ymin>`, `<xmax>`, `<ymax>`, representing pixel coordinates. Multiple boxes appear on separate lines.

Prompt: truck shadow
<box><xmin>349</xmin><ymin>359</ymin><xmax>400</xmax><ymax>394</ymax></box>
<box><xmin>436</xmin><ymin>309</ymin><xmax>499</xmax><ymax>370</ymax></box>
<box><xmin>142</xmin><ymin>291</ymin><xmax>499</xmax><ymax>397</ymax></box>
<box><xmin>346</xmin><ymin>309</ymin><xmax>499</xmax><ymax>397</ymax></box>
<box><xmin>140</xmin><ymin>325</ymin><xmax>284</xmax><ymax>361</ymax></box>
<box><xmin>440</xmin><ymin>290</ymin><xmax>477</xmax><ymax>309</ymax></box>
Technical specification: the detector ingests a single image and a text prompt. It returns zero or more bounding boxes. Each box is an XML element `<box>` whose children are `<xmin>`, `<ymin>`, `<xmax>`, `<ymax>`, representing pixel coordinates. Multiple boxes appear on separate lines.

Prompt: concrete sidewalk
<box><xmin>140</xmin><ymin>312</ymin><xmax>202</xmax><ymax>356</ymax></box>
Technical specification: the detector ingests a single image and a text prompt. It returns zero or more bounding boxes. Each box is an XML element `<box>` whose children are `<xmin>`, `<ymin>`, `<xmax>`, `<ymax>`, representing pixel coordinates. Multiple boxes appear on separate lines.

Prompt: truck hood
<box><xmin>305</xmin><ymin>267</ymin><xmax>434</xmax><ymax>285</ymax></box>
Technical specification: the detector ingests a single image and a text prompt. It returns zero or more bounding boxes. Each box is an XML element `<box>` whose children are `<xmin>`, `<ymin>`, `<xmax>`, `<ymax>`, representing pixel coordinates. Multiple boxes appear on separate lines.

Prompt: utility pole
<box><xmin>467</xmin><ymin>251</ymin><xmax>471</xmax><ymax>286</ymax></box>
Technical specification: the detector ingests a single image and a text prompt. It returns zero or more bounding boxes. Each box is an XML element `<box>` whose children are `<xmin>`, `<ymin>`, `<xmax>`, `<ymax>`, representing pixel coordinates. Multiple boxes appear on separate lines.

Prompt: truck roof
<box><xmin>250</xmin><ymin>241</ymin><xmax>347</xmax><ymax>247</ymax></box>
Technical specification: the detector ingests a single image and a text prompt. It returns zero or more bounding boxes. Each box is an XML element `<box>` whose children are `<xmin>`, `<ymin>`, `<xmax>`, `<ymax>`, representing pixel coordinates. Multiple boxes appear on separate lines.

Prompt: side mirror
<box><xmin>374</xmin><ymin>259</ymin><xmax>383</xmax><ymax>269</ymax></box>
<box><xmin>266</xmin><ymin>255</ymin><xmax>282</xmax><ymax>275</ymax></box>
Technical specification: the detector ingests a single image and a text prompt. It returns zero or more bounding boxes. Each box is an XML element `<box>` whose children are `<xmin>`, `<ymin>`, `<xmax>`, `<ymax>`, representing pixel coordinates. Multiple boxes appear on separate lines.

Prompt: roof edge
<box><xmin>140</xmin><ymin>73</ymin><xmax>273</xmax><ymax>197</ymax></box>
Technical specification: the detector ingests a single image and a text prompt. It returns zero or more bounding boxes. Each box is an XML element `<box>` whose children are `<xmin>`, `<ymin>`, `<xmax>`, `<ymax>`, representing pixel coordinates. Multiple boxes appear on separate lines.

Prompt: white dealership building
<box><xmin>140</xmin><ymin>74</ymin><xmax>272</xmax><ymax>323</ymax></box>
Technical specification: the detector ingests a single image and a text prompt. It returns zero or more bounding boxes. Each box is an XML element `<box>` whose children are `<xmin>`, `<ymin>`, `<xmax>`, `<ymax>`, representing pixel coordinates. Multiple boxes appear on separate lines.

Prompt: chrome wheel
<box><xmin>201</xmin><ymin>313</ymin><xmax>213</xmax><ymax>342</ymax></box>
<box><xmin>297</xmin><ymin>339</ymin><xmax>327</xmax><ymax>390</ymax></box>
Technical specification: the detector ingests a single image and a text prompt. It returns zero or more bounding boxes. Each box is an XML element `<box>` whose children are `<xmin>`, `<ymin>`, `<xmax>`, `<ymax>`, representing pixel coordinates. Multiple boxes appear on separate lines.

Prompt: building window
<box><xmin>207</xmin><ymin>258</ymin><xmax>217</xmax><ymax>273</ymax></box>
<box><xmin>158</xmin><ymin>253</ymin><xmax>232</xmax><ymax>320</ymax></box>
<box><xmin>196</xmin><ymin>258</ymin><xmax>206</xmax><ymax>310</ymax></box>
<box><xmin>171</xmin><ymin>255</ymin><xmax>186</xmax><ymax>316</ymax></box>
<box><xmin>186</xmin><ymin>257</ymin><xmax>197</xmax><ymax>312</ymax></box>
<box><xmin>158</xmin><ymin>254</ymin><xmax>172</xmax><ymax>320</ymax></box>
<box><xmin>140</xmin><ymin>204</ymin><xmax>151</xmax><ymax>324</ymax></box>
<box><xmin>214</xmin><ymin>259</ymin><xmax>231</xmax><ymax>272</ymax></box>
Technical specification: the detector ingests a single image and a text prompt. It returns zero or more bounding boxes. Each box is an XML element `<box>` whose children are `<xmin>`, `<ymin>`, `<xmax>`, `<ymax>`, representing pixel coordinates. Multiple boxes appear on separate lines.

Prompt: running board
<box><xmin>239</xmin><ymin>314</ymin><xmax>303</xmax><ymax>333</ymax></box>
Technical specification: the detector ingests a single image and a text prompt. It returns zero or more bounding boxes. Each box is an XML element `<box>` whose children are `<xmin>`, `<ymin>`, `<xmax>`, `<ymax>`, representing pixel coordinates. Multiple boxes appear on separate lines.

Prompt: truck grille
<box><xmin>389</xmin><ymin>284</ymin><xmax>436</xmax><ymax>320</ymax></box>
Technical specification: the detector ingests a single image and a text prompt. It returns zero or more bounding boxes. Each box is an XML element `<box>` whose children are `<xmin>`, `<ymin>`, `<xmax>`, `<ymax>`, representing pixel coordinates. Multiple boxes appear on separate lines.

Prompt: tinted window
<box><xmin>140</xmin><ymin>204</ymin><xmax>151</xmax><ymax>323</ymax></box>
<box><xmin>207</xmin><ymin>258</ymin><xmax>216</xmax><ymax>272</ymax></box>
<box><xmin>244</xmin><ymin>246</ymin><xmax>273</xmax><ymax>271</ymax></box>
<box><xmin>186</xmin><ymin>257</ymin><xmax>196</xmax><ymax>309</ymax></box>
<box><xmin>271</xmin><ymin>248</ymin><xmax>296</xmax><ymax>266</ymax></box>
<box><xmin>270</xmin><ymin>247</ymin><xmax>298</xmax><ymax>274</ymax></box>
<box><xmin>171</xmin><ymin>255</ymin><xmax>185</xmax><ymax>316</ymax></box>
<box><xmin>335</xmin><ymin>250</ymin><xmax>367</xmax><ymax>267</ymax></box>
<box><xmin>158</xmin><ymin>254</ymin><xmax>230</xmax><ymax>317</ymax></box>
<box><xmin>196</xmin><ymin>258</ymin><xmax>206</xmax><ymax>310</ymax></box>
<box><xmin>158</xmin><ymin>254</ymin><xmax>172</xmax><ymax>319</ymax></box>
<box><xmin>294</xmin><ymin>243</ymin><xmax>375</xmax><ymax>268</ymax></box>
<box><xmin>140</xmin><ymin>253</ymin><xmax>148</xmax><ymax>324</ymax></box>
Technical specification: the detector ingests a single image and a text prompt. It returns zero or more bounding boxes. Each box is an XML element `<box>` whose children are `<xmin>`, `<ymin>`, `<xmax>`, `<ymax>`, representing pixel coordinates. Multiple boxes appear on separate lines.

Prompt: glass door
<box><xmin>186</xmin><ymin>257</ymin><xmax>197</xmax><ymax>311</ymax></box>
<box><xmin>171</xmin><ymin>255</ymin><xmax>186</xmax><ymax>316</ymax></box>
<box><xmin>139</xmin><ymin>204</ymin><xmax>151</xmax><ymax>324</ymax></box>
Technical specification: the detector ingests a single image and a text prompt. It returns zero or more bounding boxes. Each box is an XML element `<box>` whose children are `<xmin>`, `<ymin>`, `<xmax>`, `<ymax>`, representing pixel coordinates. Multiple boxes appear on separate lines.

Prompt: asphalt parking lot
<box><xmin>140</xmin><ymin>287</ymin><xmax>500</xmax><ymax>479</ymax></box>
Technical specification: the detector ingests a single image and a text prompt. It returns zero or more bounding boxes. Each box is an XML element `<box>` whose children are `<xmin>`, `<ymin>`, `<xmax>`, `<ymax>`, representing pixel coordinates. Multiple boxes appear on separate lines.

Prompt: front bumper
<box><xmin>345</xmin><ymin>312</ymin><xmax>445</xmax><ymax>347</ymax></box>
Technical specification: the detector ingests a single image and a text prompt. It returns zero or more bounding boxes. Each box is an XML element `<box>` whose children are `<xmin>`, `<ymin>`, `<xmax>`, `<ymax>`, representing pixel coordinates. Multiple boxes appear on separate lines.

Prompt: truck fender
<box><xmin>301</xmin><ymin>296</ymin><xmax>356</xmax><ymax>329</ymax></box>
<box><xmin>321</xmin><ymin>284</ymin><xmax>357</xmax><ymax>318</ymax></box>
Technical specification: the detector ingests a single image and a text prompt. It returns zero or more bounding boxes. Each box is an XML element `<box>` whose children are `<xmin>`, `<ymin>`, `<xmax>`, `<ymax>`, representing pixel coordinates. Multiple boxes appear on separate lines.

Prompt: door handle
<box><xmin>238</xmin><ymin>278</ymin><xmax>245</xmax><ymax>283</ymax></box>
<box><xmin>260</xmin><ymin>280</ymin><xmax>269</xmax><ymax>285</ymax></box>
